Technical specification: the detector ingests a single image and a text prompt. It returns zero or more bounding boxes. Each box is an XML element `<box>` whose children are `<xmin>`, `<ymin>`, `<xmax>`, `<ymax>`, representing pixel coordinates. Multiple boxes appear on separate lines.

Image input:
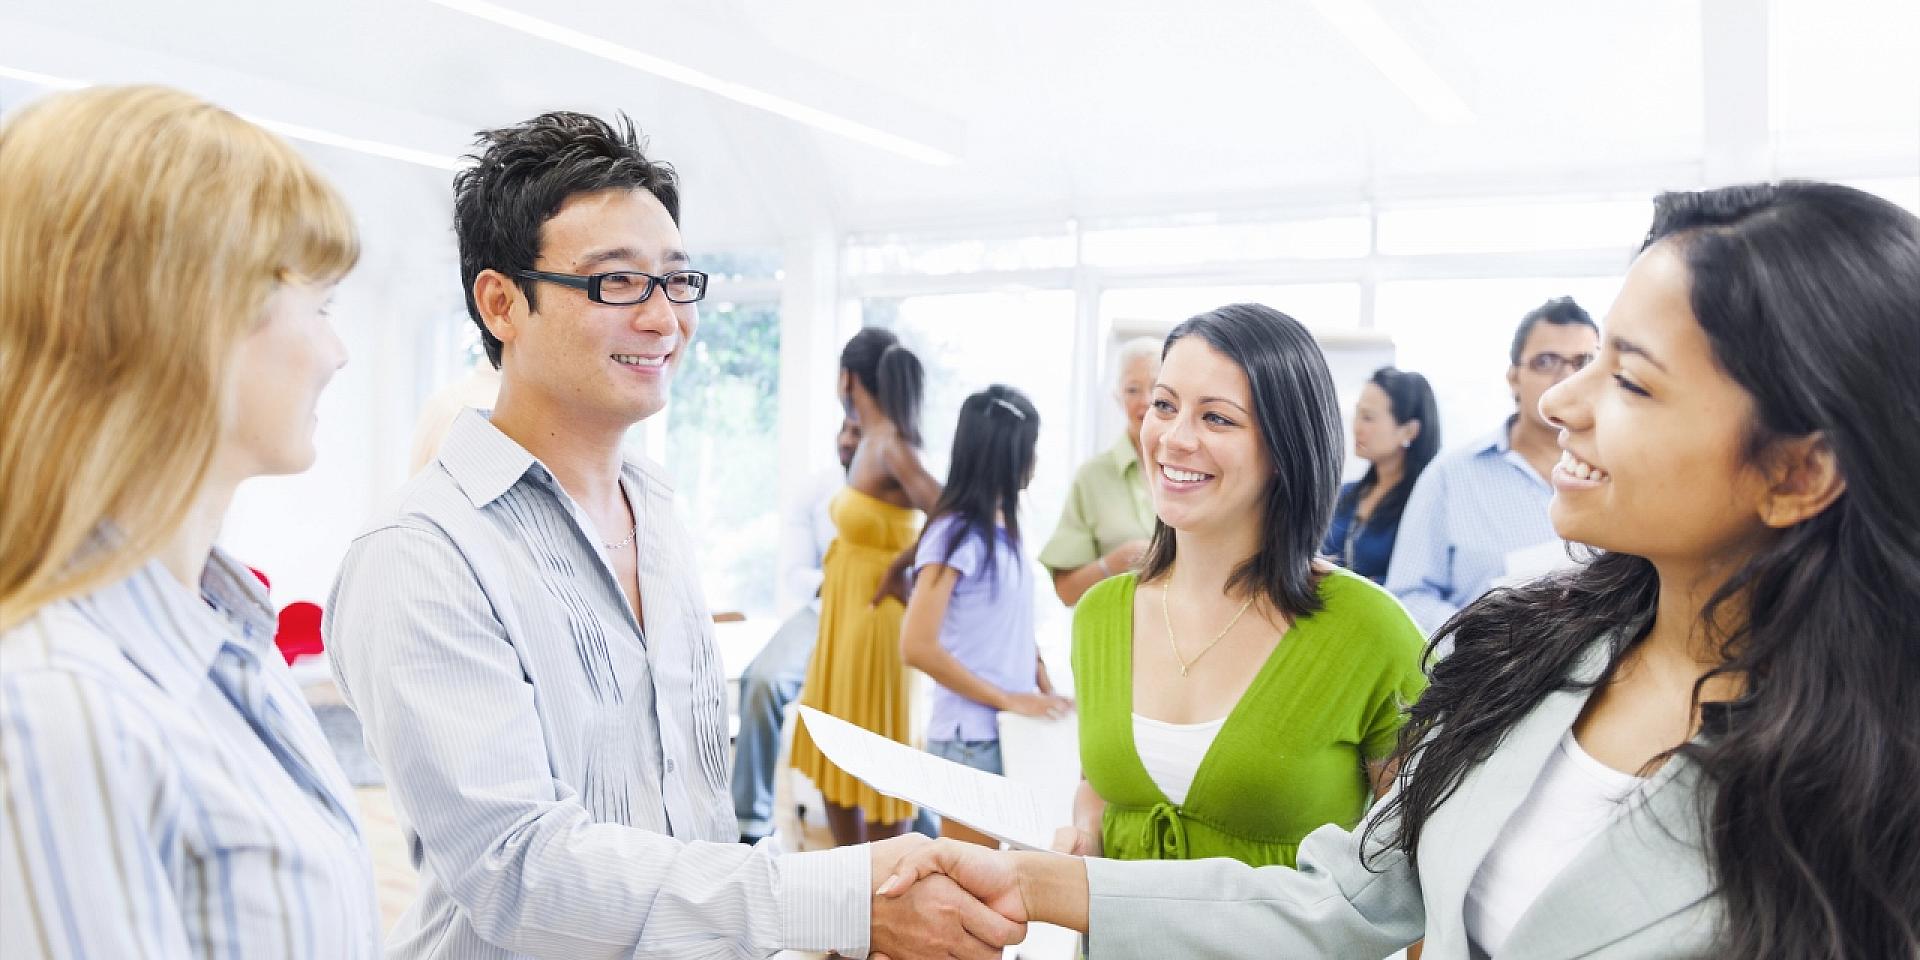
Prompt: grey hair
<box><xmin>1115</xmin><ymin>336</ymin><xmax>1163</xmax><ymax>384</ymax></box>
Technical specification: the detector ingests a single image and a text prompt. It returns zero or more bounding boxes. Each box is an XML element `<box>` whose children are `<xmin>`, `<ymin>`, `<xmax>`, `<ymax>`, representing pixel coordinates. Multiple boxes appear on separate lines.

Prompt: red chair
<box><xmin>275</xmin><ymin>601</ymin><xmax>324</xmax><ymax>664</ymax></box>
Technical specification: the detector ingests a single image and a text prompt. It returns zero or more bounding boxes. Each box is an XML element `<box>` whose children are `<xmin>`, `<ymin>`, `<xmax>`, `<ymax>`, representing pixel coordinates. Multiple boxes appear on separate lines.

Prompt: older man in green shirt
<box><xmin>1040</xmin><ymin>337</ymin><xmax>1161</xmax><ymax>605</ymax></box>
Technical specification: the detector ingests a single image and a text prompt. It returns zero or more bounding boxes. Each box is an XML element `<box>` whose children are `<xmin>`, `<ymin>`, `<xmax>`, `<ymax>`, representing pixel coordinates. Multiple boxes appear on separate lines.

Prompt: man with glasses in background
<box><xmin>327</xmin><ymin>111</ymin><xmax>1020</xmax><ymax>960</ymax></box>
<box><xmin>1385</xmin><ymin>296</ymin><xmax>1600</xmax><ymax>639</ymax></box>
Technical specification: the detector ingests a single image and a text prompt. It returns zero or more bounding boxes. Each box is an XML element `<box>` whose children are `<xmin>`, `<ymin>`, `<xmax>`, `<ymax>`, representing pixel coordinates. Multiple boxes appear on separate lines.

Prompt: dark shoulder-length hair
<box><xmin>921</xmin><ymin>384</ymin><xmax>1040</xmax><ymax>585</ymax></box>
<box><xmin>1367</xmin><ymin>182</ymin><xmax>1920</xmax><ymax>957</ymax></box>
<box><xmin>1335</xmin><ymin>366</ymin><xmax>1441</xmax><ymax>530</ymax></box>
<box><xmin>1137</xmin><ymin>303</ymin><xmax>1345</xmax><ymax>620</ymax></box>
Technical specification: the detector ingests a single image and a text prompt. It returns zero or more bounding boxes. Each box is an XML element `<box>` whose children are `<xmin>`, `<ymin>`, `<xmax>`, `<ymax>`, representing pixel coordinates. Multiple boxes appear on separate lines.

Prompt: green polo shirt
<box><xmin>1038</xmin><ymin>434</ymin><xmax>1157</xmax><ymax>573</ymax></box>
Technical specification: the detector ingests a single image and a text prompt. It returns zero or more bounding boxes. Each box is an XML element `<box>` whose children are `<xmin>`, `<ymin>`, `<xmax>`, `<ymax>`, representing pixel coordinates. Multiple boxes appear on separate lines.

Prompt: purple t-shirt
<box><xmin>913</xmin><ymin>514</ymin><xmax>1038</xmax><ymax>741</ymax></box>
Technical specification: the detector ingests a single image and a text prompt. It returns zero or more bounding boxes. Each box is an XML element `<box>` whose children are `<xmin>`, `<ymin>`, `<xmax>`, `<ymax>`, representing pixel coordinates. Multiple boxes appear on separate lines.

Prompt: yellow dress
<box><xmin>790</xmin><ymin>486</ymin><xmax>921</xmax><ymax>824</ymax></box>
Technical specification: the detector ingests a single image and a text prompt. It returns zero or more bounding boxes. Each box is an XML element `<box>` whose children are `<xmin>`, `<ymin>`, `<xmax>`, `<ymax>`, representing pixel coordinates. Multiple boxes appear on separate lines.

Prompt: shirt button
<box><xmin>664</xmin><ymin>758</ymin><xmax>677</xmax><ymax>774</ymax></box>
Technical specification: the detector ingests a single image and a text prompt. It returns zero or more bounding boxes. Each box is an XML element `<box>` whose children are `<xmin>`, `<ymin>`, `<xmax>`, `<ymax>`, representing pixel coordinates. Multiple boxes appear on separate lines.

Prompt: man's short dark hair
<box><xmin>1508</xmin><ymin>296</ymin><xmax>1597</xmax><ymax>366</ymax></box>
<box><xmin>452</xmin><ymin>111</ymin><xmax>679</xmax><ymax>368</ymax></box>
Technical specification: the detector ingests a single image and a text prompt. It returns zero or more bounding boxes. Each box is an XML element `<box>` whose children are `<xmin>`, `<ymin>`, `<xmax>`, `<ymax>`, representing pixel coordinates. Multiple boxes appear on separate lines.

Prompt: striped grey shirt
<box><xmin>1</xmin><ymin>548</ymin><xmax>380</xmax><ymax>959</ymax></box>
<box><xmin>326</xmin><ymin>410</ymin><xmax>868</xmax><ymax>959</ymax></box>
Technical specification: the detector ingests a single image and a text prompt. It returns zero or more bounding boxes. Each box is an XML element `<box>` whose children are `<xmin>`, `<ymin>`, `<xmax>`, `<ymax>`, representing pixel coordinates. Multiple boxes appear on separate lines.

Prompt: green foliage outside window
<box><xmin>666</xmin><ymin>300</ymin><xmax>782</xmax><ymax>616</ymax></box>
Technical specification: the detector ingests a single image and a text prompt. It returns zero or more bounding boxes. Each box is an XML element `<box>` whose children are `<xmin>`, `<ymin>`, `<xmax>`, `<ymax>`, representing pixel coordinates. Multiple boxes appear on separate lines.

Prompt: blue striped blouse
<box><xmin>0</xmin><ymin>547</ymin><xmax>379</xmax><ymax>959</ymax></box>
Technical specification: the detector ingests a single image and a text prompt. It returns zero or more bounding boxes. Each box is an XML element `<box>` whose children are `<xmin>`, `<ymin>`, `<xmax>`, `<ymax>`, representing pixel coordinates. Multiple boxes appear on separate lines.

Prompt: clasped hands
<box><xmin>868</xmin><ymin>828</ymin><xmax>1093</xmax><ymax>960</ymax></box>
<box><xmin>866</xmin><ymin>834</ymin><xmax>1026</xmax><ymax>960</ymax></box>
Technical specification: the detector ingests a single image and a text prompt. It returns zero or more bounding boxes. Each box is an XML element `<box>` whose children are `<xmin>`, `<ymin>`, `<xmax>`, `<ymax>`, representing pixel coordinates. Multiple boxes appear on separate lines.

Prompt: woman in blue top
<box><xmin>902</xmin><ymin>384</ymin><xmax>1072</xmax><ymax>848</ymax></box>
<box><xmin>0</xmin><ymin>86</ymin><xmax>377</xmax><ymax>957</ymax></box>
<box><xmin>1323</xmin><ymin>367</ymin><xmax>1440</xmax><ymax>583</ymax></box>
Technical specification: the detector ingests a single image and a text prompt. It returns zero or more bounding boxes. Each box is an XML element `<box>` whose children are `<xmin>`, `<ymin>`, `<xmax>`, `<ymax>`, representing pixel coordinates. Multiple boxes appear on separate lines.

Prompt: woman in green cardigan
<box><xmin>1053</xmin><ymin>304</ymin><xmax>1428</xmax><ymax>868</ymax></box>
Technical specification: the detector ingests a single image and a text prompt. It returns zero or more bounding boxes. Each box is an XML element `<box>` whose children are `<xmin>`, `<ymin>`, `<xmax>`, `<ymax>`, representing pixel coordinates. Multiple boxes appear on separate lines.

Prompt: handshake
<box><xmin>861</xmin><ymin>828</ymin><xmax>1094</xmax><ymax>960</ymax></box>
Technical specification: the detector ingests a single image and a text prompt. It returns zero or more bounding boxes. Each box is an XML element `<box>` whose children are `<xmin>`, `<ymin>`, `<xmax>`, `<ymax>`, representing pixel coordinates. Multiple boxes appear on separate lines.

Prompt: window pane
<box><xmin>1374</xmin><ymin>277</ymin><xmax>1624</xmax><ymax>452</ymax></box>
<box><xmin>1080</xmin><ymin>217</ymin><xmax>1368</xmax><ymax>267</ymax></box>
<box><xmin>1100</xmin><ymin>283</ymin><xmax>1362</xmax><ymax>330</ymax></box>
<box><xmin>1377</xmin><ymin>198</ymin><xmax>1652</xmax><ymax>255</ymax></box>
<box><xmin>700</xmin><ymin>249</ymin><xmax>786</xmax><ymax>282</ymax></box>
<box><xmin>664</xmin><ymin>300</ymin><xmax>782</xmax><ymax>616</ymax></box>
<box><xmin>846</xmin><ymin>233</ymin><xmax>1075</xmax><ymax>276</ymax></box>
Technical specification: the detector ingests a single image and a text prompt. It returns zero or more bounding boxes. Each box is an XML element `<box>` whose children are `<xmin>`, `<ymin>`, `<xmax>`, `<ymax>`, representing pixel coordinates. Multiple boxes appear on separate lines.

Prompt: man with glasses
<box><xmin>1385</xmin><ymin>296</ymin><xmax>1600</xmax><ymax>637</ymax></box>
<box><xmin>326</xmin><ymin>112</ymin><xmax>1020</xmax><ymax>960</ymax></box>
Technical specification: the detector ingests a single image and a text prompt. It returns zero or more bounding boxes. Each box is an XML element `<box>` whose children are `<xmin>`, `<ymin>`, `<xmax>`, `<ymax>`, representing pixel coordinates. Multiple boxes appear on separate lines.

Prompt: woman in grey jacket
<box><xmin>876</xmin><ymin>181</ymin><xmax>1920</xmax><ymax>959</ymax></box>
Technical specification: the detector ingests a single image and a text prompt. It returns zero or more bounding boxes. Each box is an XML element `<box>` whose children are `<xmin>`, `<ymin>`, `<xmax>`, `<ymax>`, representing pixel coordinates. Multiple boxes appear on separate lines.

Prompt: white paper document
<box><xmin>797</xmin><ymin>706</ymin><xmax>1056</xmax><ymax>850</ymax></box>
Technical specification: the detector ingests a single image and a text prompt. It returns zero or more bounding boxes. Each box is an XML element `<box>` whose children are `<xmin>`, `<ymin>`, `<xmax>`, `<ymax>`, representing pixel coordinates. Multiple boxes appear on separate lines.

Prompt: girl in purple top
<box><xmin>902</xmin><ymin>384</ymin><xmax>1073</xmax><ymax>848</ymax></box>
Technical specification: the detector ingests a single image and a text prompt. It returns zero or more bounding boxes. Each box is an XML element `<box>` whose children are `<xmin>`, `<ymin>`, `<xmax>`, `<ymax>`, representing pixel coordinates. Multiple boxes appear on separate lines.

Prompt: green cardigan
<box><xmin>1072</xmin><ymin>569</ymin><xmax>1427</xmax><ymax>867</ymax></box>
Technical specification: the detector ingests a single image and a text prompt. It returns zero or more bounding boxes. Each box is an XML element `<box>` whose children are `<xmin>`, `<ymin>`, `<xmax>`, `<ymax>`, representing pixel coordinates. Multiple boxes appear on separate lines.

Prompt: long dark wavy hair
<box><xmin>840</xmin><ymin>327</ymin><xmax>924</xmax><ymax>447</ymax></box>
<box><xmin>1137</xmin><ymin>303</ymin><xmax>1345</xmax><ymax>620</ymax></box>
<box><xmin>1334</xmin><ymin>366</ymin><xmax>1441</xmax><ymax>532</ymax></box>
<box><xmin>1366</xmin><ymin>182</ymin><xmax>1920</xmax><ymax>957</ymax></box>
<box><xmin>920</xmin><ymin>384</ymin><xmax>1040</xmax><ymax>586</ymax></box>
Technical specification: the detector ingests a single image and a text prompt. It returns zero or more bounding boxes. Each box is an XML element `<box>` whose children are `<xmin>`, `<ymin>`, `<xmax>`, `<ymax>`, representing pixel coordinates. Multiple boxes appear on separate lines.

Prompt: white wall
<box><xmin>220</xmin><ymin>147</ymin><xmax>462</xmax><ymax>605</ymax></box>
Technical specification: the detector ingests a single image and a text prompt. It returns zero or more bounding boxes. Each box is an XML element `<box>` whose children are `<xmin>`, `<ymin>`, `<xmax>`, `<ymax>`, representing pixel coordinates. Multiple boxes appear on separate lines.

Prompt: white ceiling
<box><xmin>2</xmin><ymin>0</ymin><xmax>1915</xmax><ymax>246</ymax></box>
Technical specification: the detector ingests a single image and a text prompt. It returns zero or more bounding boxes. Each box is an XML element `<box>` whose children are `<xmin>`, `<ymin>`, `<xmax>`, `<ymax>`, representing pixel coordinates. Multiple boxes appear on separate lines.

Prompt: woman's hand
<box><xmin>870</xmin><ymin>548</ymin><xmax>914</xmax><ymax>607</ymax></box>
<box><xmin>1002</xmin><ymin>691</ymin><xmax>1074</xmax><ymax>721</ymax></box>
<box><xmin>1050</xmin><ymin>825</ymin><xmax>1102</xmax><ymax>857</ymax></box>
<box><xmin>876</xmin><ymin>841</ymin><xmax>1092</xmax><ymax>937</ymax></box>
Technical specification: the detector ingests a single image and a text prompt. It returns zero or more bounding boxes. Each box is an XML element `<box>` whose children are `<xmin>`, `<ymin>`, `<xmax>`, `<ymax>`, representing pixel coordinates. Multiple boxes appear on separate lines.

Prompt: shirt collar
<box><xmin>1471</xmin><ymin>415</ymin><xmax>1521</xmax><ymax>458</ymax></box>
<box><xmin>88</xmin><ymin>546</ymin><xmax>277</xmax><ymax>698</ymax></box>
<box><xmin>1108</xmin><ymin>433</ymin><xmax>1143</xmax><ymax>474</ymax></box>
<box><xmin>436</xmin><ymin>407</ymin><xmax>671</xmax><ymax>509</ymax></box>
<box><xmin>438</xmin><ymin>408</ymin><xmax>542</xmax><ymax>508</ymax></box>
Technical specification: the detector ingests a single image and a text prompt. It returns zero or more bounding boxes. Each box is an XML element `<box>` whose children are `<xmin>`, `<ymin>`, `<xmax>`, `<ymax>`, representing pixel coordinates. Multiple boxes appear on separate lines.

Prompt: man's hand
<box><xmin>869</xmin><ymin>836</ymin><xmax>1025</xmax><ymax>960</ymax></box>
<box><xmin>1107</xmin><ymin>539</ymin><xmax>1150</xmax><ymax>572</ymax></box>
<box><xmin>877</xmin><ymin>837</ymin><xmax>1093</xmax><ymax>938</ymax></box>
<box><xmin>873</xmin><ymin>837</ymin><xmax>1027</xmax><ymax>927</ymax></box>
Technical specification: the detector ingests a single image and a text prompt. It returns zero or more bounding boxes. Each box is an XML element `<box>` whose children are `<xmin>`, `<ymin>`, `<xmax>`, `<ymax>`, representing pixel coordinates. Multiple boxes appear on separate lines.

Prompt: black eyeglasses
<box><xmin>516</xmin><ymin>268</ymin><xmax>709</xmax><ymax>305</ymax></box>
<box><xmin>1523</xmin><ymin>351</ymin><xmax>1596</xmax><ymax>376</ymax></box>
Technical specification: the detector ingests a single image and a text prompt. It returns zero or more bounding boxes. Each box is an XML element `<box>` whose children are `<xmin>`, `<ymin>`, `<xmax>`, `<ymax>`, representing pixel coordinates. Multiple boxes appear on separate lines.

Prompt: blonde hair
<box><xmin>0</xmin><ymin>86</ymin><xmax>358</xmax><ymax>630</ymax></box>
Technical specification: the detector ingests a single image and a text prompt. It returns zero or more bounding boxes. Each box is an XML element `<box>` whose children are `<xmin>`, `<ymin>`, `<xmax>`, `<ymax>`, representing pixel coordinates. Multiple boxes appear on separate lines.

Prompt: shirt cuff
<box><xmin>777</xmin><ymin>845</ymin><xmax>871</xmax><ymax>955</ymax></box>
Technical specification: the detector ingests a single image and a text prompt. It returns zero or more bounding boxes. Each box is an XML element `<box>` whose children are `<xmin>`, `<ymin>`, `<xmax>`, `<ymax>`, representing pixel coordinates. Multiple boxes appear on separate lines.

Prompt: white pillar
<box><xmin>776</xmin><ymin>228</ymin><xmax>844</xmax><ymax>490</ymax></box>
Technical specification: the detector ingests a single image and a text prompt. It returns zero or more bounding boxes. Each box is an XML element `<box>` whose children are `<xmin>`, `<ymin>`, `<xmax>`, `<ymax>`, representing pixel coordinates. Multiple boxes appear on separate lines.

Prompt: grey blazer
<box><xmin>1085</xmin><ymin>640</ymin><xmax>1722</xmax><ymax>958</ymax></box>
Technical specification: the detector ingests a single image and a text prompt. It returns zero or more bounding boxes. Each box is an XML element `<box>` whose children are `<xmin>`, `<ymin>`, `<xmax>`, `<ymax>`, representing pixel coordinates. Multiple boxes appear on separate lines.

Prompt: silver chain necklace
<box><xmin>602</xmin><ymin>524</ymin><xmax>638</xmax><ymax>551</ymax></box>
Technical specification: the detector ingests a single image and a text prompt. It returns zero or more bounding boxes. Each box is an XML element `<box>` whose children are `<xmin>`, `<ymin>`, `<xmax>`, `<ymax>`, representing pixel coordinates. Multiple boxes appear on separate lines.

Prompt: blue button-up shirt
<box><xmin>326</xmin><ymin>410</ymin><xmax>868</xmax><ymax>959</ymax></box>
<box><xmin>1</xmin><ymin>547</ymin><xmax>378</xmax><ymax>959</ymax></box>
<box><xmin>1384</xmin><ymin>421</ymin><xmax>1560</xmax><ymax>636</ymax></box>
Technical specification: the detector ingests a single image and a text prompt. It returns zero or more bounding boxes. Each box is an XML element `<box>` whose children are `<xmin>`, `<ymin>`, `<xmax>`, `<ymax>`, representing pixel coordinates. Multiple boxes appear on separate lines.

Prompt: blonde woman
<box><xmin>0</xmin><ymin>87</ymin><xmax>376</xmax><ymax>957</ymax></box>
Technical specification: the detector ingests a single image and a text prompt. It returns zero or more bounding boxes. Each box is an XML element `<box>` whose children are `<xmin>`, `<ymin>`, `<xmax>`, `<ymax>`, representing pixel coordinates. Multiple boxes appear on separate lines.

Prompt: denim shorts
<box><xmin>926</xmin><ymin>737</ymin><xmax>1004</xmax><ymax>776</ymax></box>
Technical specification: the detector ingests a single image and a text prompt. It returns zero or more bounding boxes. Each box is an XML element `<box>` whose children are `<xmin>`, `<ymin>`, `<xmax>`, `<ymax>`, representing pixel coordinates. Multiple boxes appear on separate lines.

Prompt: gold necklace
<box><xmin>1160</xmin><ymin>574</ymin><xmax>1257</xmax><ymax>678</ymax></box>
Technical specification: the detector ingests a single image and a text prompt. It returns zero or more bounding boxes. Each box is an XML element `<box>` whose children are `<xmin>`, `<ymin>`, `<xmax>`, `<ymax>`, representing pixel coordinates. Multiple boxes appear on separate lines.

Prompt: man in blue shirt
<box><xmin>1385</xmin><ymin>297</ymin><xmax>1600</xmax><ymax>636</ymax></box>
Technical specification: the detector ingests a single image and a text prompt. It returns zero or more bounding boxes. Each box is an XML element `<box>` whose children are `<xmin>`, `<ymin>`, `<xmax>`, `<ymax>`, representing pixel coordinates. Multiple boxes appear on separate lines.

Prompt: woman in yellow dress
<box><xmin>792</xmin><ymin>328</ymin><xmax>944</xmax><ymax>845</ymax></box>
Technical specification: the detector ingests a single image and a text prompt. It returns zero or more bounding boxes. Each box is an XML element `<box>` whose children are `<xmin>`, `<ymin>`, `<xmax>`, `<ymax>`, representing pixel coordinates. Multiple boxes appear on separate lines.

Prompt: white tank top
<box><xmin>1464</xmin><ymin>731</ymin><xmax>1648</xmax><ymax>954</ymax></box>
<box><xmin>1131</xmin><ymin>712</ymin><xmax>1228</xmax><ymax>805</ymax></box>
